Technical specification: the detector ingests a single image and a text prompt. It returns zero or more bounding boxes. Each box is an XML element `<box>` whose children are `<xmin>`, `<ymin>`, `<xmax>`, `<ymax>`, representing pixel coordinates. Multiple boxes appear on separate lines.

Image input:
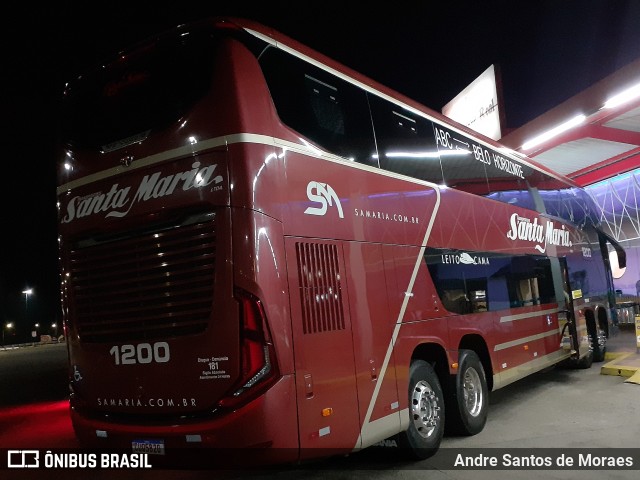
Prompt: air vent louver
<box><xmin>295</xmin><ymin>242</ymin><xmax>345</xmax><ymax>334</ymax></box>
<box><xmin>69</xmin><ymin>216</ymin><xmax>216</xmax><ymax>342</ymax></box>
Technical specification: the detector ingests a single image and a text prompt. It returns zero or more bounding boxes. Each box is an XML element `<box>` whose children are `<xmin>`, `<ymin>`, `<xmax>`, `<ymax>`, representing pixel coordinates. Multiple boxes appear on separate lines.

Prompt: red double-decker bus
<box><xmin>56</xmin><ymin>17</ymin><xmax>625</xmax><ymax>465</ymax></box>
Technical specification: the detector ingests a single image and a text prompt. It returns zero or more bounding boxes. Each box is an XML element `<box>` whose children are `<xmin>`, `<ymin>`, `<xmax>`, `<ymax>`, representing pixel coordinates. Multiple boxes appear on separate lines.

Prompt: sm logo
<box><xmin>304</xmin><ymin>181</ymin><xmax>344</xmax><ymax>218</ymax></box>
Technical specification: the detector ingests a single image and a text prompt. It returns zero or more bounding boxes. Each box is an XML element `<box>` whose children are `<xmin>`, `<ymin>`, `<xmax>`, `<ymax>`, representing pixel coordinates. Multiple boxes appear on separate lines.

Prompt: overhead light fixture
<box><xmin>521</xmin><ymin>114</ymin><xmax>586</xmax><ymax>150</ymax></box>
<box><xmin>603</xmin><ymin>82</ymin><xmax>640</xmax><ymax>109</ymax></box>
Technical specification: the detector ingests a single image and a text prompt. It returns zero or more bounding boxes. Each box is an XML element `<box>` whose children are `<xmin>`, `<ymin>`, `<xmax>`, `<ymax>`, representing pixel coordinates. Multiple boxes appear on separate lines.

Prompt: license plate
<box><xmin>132</xmin><ymin>439</ymin><xmax>165</xmax><ymax>455</ymax></box>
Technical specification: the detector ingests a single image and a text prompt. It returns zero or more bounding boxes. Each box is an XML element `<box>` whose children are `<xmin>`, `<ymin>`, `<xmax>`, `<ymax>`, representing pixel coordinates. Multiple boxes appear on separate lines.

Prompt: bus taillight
<box><xmin>218</xmin><ymin>289</ymin><xmax>279</xmax><ymax>408</ymax></box>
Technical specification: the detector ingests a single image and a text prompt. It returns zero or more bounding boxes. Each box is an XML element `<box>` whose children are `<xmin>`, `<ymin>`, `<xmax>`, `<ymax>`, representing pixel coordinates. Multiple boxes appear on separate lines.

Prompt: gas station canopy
<box><xmin>501</xmin><ymin>58</ymin><xmax>640</xmax><ymax>187</ymax></box>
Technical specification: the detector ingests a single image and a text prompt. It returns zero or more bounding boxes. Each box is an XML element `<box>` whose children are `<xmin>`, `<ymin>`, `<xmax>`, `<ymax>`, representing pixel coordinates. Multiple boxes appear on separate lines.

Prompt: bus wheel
<box><xmin>399</xmin><ymin>360</ymin><xmax>444</xmax><ymax>460</ymax></box>
<box><xmin>591</xmin><ymin>326</ymin><xmax>606</xmax><ymax>362</ymax></box>
<box><xmin>447</xmin><ymin>349</ymin><xmax>488</xmax><ymax>436</ymax></box>
<box><xmin>576</xmin><ymin>341</ymin><xmax>594</xmax><ymax>369</ymax></box>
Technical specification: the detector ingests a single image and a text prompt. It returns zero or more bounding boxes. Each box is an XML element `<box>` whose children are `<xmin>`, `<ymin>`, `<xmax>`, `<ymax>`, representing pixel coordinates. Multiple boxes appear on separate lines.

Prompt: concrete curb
<box><xmin>600</xmin><ymin>351</ymin><xmax>640</xmax><ymax>380</ymax></box>
<box><xmin>624</xmin><ymin>370</ymin><xmax>640</xmax><ymax>384</ymax></box>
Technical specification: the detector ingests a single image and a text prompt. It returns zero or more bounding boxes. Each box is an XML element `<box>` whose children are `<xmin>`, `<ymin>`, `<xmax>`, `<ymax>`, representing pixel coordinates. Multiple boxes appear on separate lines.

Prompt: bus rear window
<box><xmin>60</xmin><ymin>29</ymin><xmax>219</xmax><ymax>150</ymax></box>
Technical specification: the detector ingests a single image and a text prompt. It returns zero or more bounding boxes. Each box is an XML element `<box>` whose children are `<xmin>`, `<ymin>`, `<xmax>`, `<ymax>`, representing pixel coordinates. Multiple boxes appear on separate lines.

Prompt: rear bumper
<box><xmin>70</xmin><ymin>374</ymin><xmax>299</xmax><ymax>467</ymax></box>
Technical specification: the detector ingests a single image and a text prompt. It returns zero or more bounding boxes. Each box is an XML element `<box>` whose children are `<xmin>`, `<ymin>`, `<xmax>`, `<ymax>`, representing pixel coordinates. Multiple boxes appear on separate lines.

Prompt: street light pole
<box><xmin>22</xmin><ymin>288</ymin><xmax>33</xmax><ymax>316</ymax></box>
<box><xmin>22</xmin><ymin>288</ymin><xmax>33</xmax><ymax>344</ymax></box>
<box><xmin>33</xmin><ymin>322</ymin><xmax>40</xmax><ymax>346</ymax></box>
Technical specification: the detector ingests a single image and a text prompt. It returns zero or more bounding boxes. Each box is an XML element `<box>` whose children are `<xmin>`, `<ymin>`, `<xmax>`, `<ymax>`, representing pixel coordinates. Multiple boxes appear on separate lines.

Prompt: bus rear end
<box><xmin>57</xmin><ymin>20</ymin><xmax>297</xmax><ymax>465</ymax></box>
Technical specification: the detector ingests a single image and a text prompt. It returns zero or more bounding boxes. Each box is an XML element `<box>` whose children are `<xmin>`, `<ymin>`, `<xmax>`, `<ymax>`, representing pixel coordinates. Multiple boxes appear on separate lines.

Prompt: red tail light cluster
<box><xmin>218</xmin><ymin>289</ymin><xmax>279</xmax><ymax>408</ymax></box>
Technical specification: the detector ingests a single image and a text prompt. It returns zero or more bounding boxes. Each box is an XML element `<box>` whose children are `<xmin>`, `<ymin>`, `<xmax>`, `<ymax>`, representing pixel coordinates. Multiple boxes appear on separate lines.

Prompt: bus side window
<box><xmin>425</xmin><ymin>124</ymin><xmax>538</xmax><ymax>210</ymax></box>
<box><xmin>260</xmin><ymin>48</ymin><xmax>377</xmax><ymax>167</ymax></box>
<box><xmin>536</xmin><ymin>183</ymin><xmax>600</xmax><ymax>228</ymax></box>
<box><xmin>432</xmin><ymin>124</ymin><xmax>490</xmax><ymax>194</ymax></box>
<box><xmin>368</xmin><ymin>95</ymin><xmax>445</xmax><ymax>184</ymax></box>
<box><xmin>484</xmin><ymin>166</ymin><xmax>536</xmax><ymax>211</ymax></box>
<box><xmin>425</xmin><ymin>248</ymin><xmax>557</xmax><ymax>314</ymax></box>
<box><xmin>424</xmin><ymin>248</ymin><xmax>491</xmax><ymax>315</ymax></box>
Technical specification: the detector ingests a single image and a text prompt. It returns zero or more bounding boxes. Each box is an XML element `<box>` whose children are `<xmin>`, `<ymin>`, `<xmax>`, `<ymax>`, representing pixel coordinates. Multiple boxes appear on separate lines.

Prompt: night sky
<box><xmin>2</xmin><ymin>0</ymin><xmax>640</xmax><ymax>341</ymax></box>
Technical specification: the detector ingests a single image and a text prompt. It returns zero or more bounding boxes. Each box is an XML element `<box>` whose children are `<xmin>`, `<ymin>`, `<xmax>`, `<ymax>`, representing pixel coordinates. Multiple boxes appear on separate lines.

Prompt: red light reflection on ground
<box><xmin>0</xmin><ymin>400</ymin><xmax>79</xmax><ymax>449</ymax></box>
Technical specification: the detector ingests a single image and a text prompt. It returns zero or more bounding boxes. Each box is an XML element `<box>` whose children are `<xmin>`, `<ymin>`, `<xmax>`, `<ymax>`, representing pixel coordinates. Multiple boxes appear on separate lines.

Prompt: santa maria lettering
<box><xmin>506</xmin><ymin>213</ymin><xmax>572</xmax><ymax>253</ymax></box>
<box><xmin>61</xmin><ymin>161</ymin><xmax>223</xmax><ymax>223</ymax></box>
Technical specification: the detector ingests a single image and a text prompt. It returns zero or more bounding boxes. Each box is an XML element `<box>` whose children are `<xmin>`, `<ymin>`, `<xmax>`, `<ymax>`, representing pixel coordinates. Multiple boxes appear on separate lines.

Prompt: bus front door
<box><xmin>559</xmin><ymin>257</ymin><xmax>582</xmax><ymax>361</ymax></box>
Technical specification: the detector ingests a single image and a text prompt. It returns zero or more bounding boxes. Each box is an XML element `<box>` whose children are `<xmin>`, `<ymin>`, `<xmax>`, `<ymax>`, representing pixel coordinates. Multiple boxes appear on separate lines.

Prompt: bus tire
<box><xmin>446</xmin><ymin>349</ymin><xmax>489</xmax><ymax>436</ymax></box>
<box><xmin>591</xmin><ymin>326</ymin><xmax>606</xmax><ymax>362</ymax></box>
<box><xmin>576</xmin><ymin>344</ymin><xmax>593</xmax><ymax>369</ymax></box>
<box><xmin>399</xmin><ymin>360</ymin><xmax>444</xmax><ymax>460</ymax></box>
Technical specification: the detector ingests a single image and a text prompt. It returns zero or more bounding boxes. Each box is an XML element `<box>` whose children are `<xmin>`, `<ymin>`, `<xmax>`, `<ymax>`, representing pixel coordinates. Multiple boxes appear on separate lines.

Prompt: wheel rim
<box><xmin>410</xmin><ymin>380</ymin><xmax>441</xmax><ymax>439</ymax></box>
<box><xmin>462</xmin><ymin>367</ymin><xmax>483</xmax><ymax>417</ymax></box>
